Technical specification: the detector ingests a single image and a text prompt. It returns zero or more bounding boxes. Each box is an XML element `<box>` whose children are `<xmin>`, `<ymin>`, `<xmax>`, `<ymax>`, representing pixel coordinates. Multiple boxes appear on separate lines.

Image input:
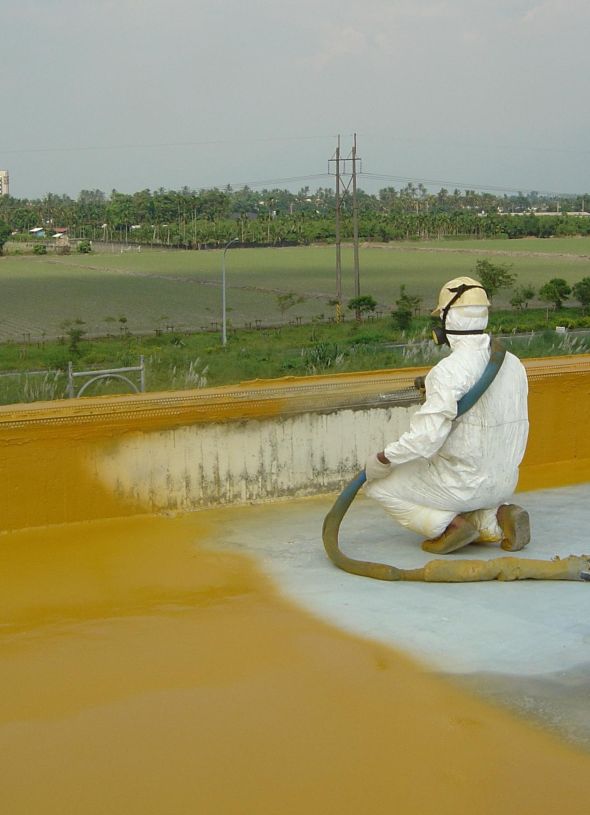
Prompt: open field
<box><xmin>2</xmin><ymin>238</ymin><xmax>590</xmax><ymax>341</ymax></box>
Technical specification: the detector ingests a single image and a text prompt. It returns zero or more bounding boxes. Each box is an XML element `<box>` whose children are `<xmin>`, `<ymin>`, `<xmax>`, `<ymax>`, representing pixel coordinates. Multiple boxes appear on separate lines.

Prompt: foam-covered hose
<box><xmin>322</xmin><ymin>470</ymin><xmax>590</xmax><ymax>582</ymax></box>
<box><xmin>322</xmin><ymin>470</ymin><xmax>414</xmax><ymax>581</ymax></box>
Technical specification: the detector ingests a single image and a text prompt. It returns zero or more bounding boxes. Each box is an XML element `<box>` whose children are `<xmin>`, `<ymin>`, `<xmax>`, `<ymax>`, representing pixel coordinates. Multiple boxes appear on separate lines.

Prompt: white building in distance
<box><xmin>0</xmin><ymin>170</ymin><xmax>9</xmax><ymax>197</ymax></box>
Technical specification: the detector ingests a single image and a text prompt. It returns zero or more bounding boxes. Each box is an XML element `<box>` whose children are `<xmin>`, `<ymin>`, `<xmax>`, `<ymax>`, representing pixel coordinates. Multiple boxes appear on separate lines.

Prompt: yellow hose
<box><xmin>322</xmin><ymin>471</ymin><xmax>590</xmax><ymax>583</ymax></box>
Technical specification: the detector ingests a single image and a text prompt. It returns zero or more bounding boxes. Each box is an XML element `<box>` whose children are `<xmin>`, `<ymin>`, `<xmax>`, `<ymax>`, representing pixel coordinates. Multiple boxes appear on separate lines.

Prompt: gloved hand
<box><xmin>364</xmin><ymin>452</ymin><xmax>392</xmax><ymax>481</ymax></box>
<box><xmin>414</xmin><ymin>375</ymin><xmax>426</xmax><ymax>401</ymax></box>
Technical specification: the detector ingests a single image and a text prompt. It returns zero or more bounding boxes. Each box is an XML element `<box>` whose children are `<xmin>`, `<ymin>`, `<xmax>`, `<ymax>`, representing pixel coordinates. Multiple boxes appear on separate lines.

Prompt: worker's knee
<box><xmin>365</xmin><ymin>488</ymin><xmax>454</xmax><ymax>539</ymax></box>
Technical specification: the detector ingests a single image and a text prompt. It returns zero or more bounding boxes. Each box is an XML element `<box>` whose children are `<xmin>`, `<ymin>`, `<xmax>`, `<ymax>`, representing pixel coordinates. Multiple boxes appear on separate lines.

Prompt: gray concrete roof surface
<box><xmin>205</xmin><ymin>483</ymin><xmax>590</xmax><ymax>749</ymax></box>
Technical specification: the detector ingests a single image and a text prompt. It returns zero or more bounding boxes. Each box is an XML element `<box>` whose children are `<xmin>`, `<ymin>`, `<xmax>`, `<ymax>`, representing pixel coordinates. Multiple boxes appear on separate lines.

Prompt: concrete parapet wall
<box><xmin>1</xmin><ymin>357</ymin><xmax>589</xmax><ymax>531</ymax></box>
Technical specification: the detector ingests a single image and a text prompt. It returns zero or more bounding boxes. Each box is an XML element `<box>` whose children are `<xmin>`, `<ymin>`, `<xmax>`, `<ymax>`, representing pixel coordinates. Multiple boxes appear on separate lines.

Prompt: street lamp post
<box><xmin>221</xmin><ymin>238</ymin><xmax>239</xmax><ymax>346</ymax></box>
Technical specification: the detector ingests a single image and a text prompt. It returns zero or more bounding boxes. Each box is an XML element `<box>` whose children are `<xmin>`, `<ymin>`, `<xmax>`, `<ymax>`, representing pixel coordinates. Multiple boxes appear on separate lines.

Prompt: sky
<box><xmin>1</xmin><ymin>0</ymin><xmax>589</xmax><ymax>200</ymax></box>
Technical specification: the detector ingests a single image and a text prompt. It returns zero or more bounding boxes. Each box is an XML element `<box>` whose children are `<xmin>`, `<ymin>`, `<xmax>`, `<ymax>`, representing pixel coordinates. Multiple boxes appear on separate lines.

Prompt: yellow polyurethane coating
<box><xmin>1</xmin><ymin>512</ymin><xmax>590</xmax><ymax>814</ymax></box>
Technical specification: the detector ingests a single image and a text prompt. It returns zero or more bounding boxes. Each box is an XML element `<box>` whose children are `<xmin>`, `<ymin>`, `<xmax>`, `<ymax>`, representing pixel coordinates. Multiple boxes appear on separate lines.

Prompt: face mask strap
<box><xmin>446</xmin><ymin>328</ymin><xmax>486</xmax><ymax>334</ymax></box>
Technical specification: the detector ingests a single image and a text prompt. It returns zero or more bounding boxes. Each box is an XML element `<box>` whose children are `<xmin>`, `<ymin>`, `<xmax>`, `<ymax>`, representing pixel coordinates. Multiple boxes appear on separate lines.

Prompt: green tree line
<box><xmin>2</xmin><ymin>184</ymin><xmax>590</xmax><ymax>250</ymax></box>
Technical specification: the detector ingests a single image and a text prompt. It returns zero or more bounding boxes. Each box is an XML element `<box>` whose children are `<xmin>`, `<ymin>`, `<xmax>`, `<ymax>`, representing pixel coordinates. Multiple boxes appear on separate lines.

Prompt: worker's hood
<box><xmin>446</xmin><ymin>306</ymin><xmax>489</xmax><ymax>350</ymax></box>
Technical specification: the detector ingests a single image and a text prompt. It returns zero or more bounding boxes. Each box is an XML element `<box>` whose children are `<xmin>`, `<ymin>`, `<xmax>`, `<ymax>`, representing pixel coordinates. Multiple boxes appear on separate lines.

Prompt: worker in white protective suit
<box><xmin>364</xmin><ymin>276</ymin><xmax>530</xmax><ymax>555</ymax></box>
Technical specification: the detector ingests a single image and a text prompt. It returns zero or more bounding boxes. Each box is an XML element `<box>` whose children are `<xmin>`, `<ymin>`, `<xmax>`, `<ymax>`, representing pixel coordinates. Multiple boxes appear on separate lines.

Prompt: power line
<box><xmin>2</xmin><ymin>133</ymin><xmax>584</xmax><ymax>197</ymax></box>
<box><xmin>360</xmin><ymin>171</ymin><xmax>577</xmax><ymax>197</ymax></box>
<box><xmin>359</xmin><ymin>132</ymin><xmax>590</xmax><ymax>158</ymax></box>
<box><xmin>3</xmin><ymin>131</ymin><xmax>588</xmax><ymax>159</ymax></box>
<box><xmin>0</xmin><ymin>134</ymin><xmax>335</xmax><ymax>156</ymax></box>
<box><xmin>221</xmin><ymin>173</ymin><xmax>331</xmax><ymax>190</ymax></box>
<box><xmin>204</xmin><ymin>169</ymin><xmax>585</xmax><ymax>198</ymax></box>
<box><xmin>215</xmin><ymin>169</ymin><xmax>578</xmax><ymax>197</ymax></box>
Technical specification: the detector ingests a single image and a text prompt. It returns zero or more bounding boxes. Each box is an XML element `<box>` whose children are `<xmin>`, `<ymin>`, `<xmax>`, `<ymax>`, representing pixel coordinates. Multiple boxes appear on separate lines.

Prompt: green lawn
<box><xmin>1</xmin><ymin>238</ymin><xmax>590</xmax><ymax>342</ymax></box>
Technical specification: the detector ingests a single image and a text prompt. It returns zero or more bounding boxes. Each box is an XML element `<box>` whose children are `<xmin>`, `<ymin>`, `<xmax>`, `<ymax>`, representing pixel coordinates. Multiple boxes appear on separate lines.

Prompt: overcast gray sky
<box><xmin>1</xmin><ymin>0</ymin><xmax>589</xmax><ymax>199</ymax></box>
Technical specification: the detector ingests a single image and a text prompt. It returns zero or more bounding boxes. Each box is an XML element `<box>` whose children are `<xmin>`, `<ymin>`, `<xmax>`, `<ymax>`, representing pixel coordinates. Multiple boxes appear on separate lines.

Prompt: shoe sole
<box><xmin>422</xmin><ymin>525</ymin><xmax>479</xmax><ymax>555</ymax></box>
<box><xmin>499</xmin><ymin>505</ymin><xmax>531</xmax><ymax>552</ymax></box>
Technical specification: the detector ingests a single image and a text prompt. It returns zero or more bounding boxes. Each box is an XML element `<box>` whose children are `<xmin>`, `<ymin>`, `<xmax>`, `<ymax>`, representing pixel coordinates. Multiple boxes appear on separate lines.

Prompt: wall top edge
<box><xmin>0</xmin><ymin>367</ymin><xmax>427</xmax><ymax>430</ymax></box>
<box><xmin>0</xmin><ymin>354</ymin><xmax>589</xmax><ymax>431</ymax></box>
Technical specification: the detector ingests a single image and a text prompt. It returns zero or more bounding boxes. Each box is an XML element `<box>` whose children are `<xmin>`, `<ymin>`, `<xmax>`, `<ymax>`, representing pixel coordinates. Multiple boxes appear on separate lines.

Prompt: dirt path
<box><xmin>44</xmin><ymin>259</ymin><xmax>334</xmax><ymax>301</ymax></box>
<box><xmin>357</xmin><ymin>241</ymin><xmax>590</xmax><ymax>262</ymax></box>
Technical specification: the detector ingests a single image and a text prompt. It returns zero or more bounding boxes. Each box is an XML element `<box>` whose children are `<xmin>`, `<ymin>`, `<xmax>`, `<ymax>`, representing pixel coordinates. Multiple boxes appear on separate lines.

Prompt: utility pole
<box><xmin>351</xmin><ymin>133</ymin><xmax>361</xmax><ymax>312</ymax></box>
<box><xmin>334</xmin><ymin>135</ymin><xmax>342</xmax><ymax>318</ymax></box>
<box><xmin>221</xmin><ymin>237</ymin><xmax>239</xmax><ymax>346</ymax></box>
<box><xmin>329</xmin><ymin>134</ymin><xmax>362</xmax><ymax>322</ymax></box>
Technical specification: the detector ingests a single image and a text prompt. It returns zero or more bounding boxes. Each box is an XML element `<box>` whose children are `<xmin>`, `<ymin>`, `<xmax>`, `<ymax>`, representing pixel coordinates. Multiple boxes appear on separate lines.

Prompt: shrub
<box><xmin>539</xmin><ymin>278</ymin><xmax>571</xmax><ymax>310</ymax></box>
<box><xmin>474</xmin><ymin>259</ymin><xmax>516</xmax><ymax>301</ymax></box>
<box><xmin>60</xmin><ymin>318</ymin><xmax>87</xmax><ymax>355</ymax></box>
<box><xmin>0</xmin><ymin>220</ymin><xmax>10</xmax><ymax>255</ymax></box>
<box><xmin>510</xmin><ymin>284</ymin><xmax>535</xmax><ymax>310</ymax></box>
<box><xmin>391</xmin><ymin>285</ymin><xmax>421</xmax><ymax>331</ymax></box>
<box><xmin>572</xmin><ymin>277</ymin><xmax>590</xmax><ymax>313</ymax></box>
<box><xmin>347</xmin><ymin>295</ymin><xmax>377</xmax><ymax>319</ymax></box>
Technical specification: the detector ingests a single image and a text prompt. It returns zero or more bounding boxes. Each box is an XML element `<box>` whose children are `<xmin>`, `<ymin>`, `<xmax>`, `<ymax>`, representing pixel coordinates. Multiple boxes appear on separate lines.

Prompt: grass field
<box><xmin>2</xmin><ymin>237</ymin><xmax>590</xmax><ymax>342</ymax></box>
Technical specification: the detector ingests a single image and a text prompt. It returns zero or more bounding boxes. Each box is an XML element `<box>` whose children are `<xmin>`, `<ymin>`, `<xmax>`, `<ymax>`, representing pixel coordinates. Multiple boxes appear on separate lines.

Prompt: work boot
<box><xmin>422</xmin><ymin>516</ymin><xmax>479</xmax><ymax>555</ymax></box>
<box><xmin>497</xmin><ymin>504</ymin><xmax>531</xmax><ymax>552</ymax></box>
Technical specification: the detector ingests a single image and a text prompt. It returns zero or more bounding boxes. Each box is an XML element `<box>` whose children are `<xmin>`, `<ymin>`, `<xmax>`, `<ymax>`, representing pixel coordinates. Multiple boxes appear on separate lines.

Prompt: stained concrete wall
<box><xmin>1</xmin><ymin>357</ymin><xmax>589</xmax><ymax>531</ymax></box>
<box><xmin>91</xmin><ymin>405</ymin><xmax>416</xmax><ymax>512</ymax></box>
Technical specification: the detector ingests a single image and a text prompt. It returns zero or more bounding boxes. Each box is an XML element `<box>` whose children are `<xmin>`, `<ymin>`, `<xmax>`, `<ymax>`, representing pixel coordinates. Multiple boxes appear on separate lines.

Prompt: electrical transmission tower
<box><xmin>328</xmin><ymin>133</ymin><xmax>362</xmax><ymax>321</ymax></box>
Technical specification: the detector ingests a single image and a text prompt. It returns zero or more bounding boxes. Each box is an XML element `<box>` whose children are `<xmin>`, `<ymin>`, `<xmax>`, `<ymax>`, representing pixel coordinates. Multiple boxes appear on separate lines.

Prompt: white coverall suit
<box><xmin>364</xmin><ymin>307</ymin><xmax>529</xmax><ymax>541</ymax></box>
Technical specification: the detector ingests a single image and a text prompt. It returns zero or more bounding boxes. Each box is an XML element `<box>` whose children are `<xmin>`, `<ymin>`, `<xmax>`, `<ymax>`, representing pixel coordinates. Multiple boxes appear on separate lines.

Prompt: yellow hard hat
<box><xmin>431</xmin><ymin>276</ymin><xmax>490</xmax><ymax>316</ymax></box>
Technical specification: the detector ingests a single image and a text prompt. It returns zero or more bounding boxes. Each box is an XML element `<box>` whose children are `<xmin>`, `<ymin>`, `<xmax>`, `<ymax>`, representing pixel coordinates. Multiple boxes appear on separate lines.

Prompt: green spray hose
<box><xmin>321</xmin><ymin>469</ymin><xmax>413</xmax><ymax>581</ymax></box>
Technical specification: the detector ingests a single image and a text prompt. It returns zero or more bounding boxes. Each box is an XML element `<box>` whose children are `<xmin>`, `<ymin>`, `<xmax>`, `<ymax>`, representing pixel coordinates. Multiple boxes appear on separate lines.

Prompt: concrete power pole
<box><xmin>351</xmin><ymin>133</ymin><xmax>361</xmax><ymax>311</ymax></box>
<box><xmin>335</xmin><ymin>136</ymin><xmax>342</xmax><ymax>317</ymax></box>
<box><xmin>329</xmin><ymin>134</ymin><xmax>362</xmax><ymax>322</ymax></box>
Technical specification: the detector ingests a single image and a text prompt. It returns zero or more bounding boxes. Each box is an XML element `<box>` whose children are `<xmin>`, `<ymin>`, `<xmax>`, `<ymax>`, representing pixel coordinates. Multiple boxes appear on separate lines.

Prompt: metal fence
<box><xmin>67</xmin><ymin>357</ymin><xmax>145</xmax><ymax>398</ymax></box>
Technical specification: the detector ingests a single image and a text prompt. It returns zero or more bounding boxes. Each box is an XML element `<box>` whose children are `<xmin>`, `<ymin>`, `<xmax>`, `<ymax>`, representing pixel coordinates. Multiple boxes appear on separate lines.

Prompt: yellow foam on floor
<box><xmin>1</xmin><ymin>512</ymin><xmax>589</xmax><ymax>815</ymax></box>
